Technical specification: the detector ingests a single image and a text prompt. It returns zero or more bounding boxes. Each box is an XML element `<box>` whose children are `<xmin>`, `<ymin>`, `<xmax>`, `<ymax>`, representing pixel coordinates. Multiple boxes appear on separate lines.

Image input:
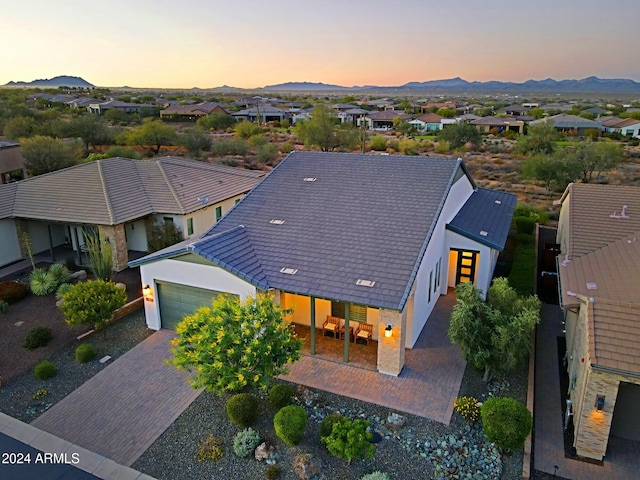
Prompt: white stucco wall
<box><xmin>139</xmin><ymin>257</ymin><xmax>256</xmax><ymax>330</ymax></box>
<box><xmin>0</xmin><ymin>219</ymin><xmax>21</xmax><ymax>267</ymax></box>
<box><xmin>125</xmin><ymin>219</ymin><xmax>147</xmax><ymax>252</ymax></box>
<box><xmin>26</xmin><ymin>221</ymin><xmax>67</xmax><ymax>254</ymax></box>
<box><xmin>409</xmin><ymin>171</ymin><xmax>475</xmax><ymax>348</ymax></box>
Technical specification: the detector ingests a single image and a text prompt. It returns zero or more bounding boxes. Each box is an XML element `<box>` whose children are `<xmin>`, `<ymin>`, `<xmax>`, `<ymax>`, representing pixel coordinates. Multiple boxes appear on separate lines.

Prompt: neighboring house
<box><xmin>409</xmin><ymin>113</ymin><xmax>445</xmax><ymax>132</ymax></box>
<box><xmin>363</xmin><ymin>111</ymin><xmax>411</xmax><ymax>130</ymax></box>
<box><xmin>0</xmin><ymin>157</ymin><xmax>263</xmax><ymax>269</ymax></box>
<box><xmin>337</xmin><ymin>108</ymin><xmax>369</xmax><ymax>125</ymax></box>
<box><xmin>66</xmin><ymin>97</ymin><xmax>100</xmax><ymax>109</ymax></box>
<box><xmin>130</xmin><ymin>151</ymin><xmax>516</xmax><ymax>376</ymax></box>
<box><xmin>531</xmin><ymin>114</ymin><xmax>601</xmax><ymax>136</ymax></box>
<box><xmin>159</xmin><ymin>102</ymin><xmax>229</xmax><ymax>120</ymax></box>
<box><xmin>87</xmin><ymin>100</ymin><xmax>155</xmax><ymax>115</ymax></box>
<box><xmin>421</xmin><ymin>102</ymin><xmax>456</xmax><ymax>113</ymax></box>
<box><xmin>555</xmin><ymin>183</ymin><xmax>640</xmax><ymax>461</ymax></box>
<box><xmin>232</xmin><ymin>105</ymin><xmax>288</xmax><ymax>123</ymax></box>
<box><xmin>0</xmin><ymin>140</ymin><xmax>27</xmax><ymax>184</ymax></box>
<box><xmin>496</xmin><ymin>104</ymin><xmax>527</xmax><ymax>116</ymax></box>
<box><xmin>470</xmin><ymin>117</ymin><xmax>525</xmax><ymax>134</ymax></box>
<box><xmin>582</xmin><ymin>107</ymin><xmax>611</xmax><ymax>117</ymax></box>
<box><xmin>614</xmin><ymin>118</ymin><xmax>640</xmax><ymax>138</ymax></box>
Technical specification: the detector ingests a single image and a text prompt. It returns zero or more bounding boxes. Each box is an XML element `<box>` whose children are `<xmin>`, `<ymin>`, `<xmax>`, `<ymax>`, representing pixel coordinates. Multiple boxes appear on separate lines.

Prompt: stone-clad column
<box><xmin>377</xmin><ymin>308</ymin><xmax>406</xmax><ymax>376</ymax></box>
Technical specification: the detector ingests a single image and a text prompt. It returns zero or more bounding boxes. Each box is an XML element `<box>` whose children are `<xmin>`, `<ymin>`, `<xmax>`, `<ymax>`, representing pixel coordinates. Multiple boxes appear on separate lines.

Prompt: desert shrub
<box><xmin>399</xmin><ymin>138</ymin><xmax>418</xmax><ymax>155</ymax></box>
<box><xmin>0</xmin><ymin>281</ymin><xmax>29</xmax><ymax>304</ymax></box>
<box><xmin>226</xmin><ymin>393</ymin><xmax>259</xmax><ymax>427</ymax></box>
<box><xmin>514</xmin><ymin>216</ymin><xmax>536</xmax><ymax>235</ymax></box>
<box><xmin>265</xmin><ymin>465</ymin><xmax>281</xmax><ymax>480</ymax></box>
<box><xmin>235</xmin><ymin>121</ymin><xmax>263</xmax><ymax>139</ymax></box>
<box><xmin>274</xmin><ymin>405</ymin><xmax>307</xmax><ymax>446</ymax></box>
<box><xmin>75</xmin><ymin>343</ymin><xmax>96</xmax><ymax>363</ymax></box>
<box><xmin>370</xmin><ymin>135</ymin><xmax>388</xmax><ymax>151</ymax></box>
<box><xmin>48</xmin><ymin>263</ymin><xmax>71</xmax><ymax>285</ymax></box>
<box><xmin>361</xmin><ymin>472</ymin><xmax>390</xmax><ymax>480</ymax></box>
<box><xmin>280</xmin><ymin>142</ymin><xmax>294</xmax><ymax>154</ymax></box>
<box><xmin>268</xmin><ymin>384</ymin><xmax>293</xmax><ymax>410</ymax></box>
<box><xmin>435</xmin><ymin>140</ymin><xmax>451</xmax><ymax>154</ymax></box>
<box><xmin>481</xmin><ymin>397</ymin><xmax>532</xmax><ymax>452</ymax></box>
<box><xmin>248</xmin><ymin>134</ymin><xmax>268</xmax><ymax>148</ymax></box>
<box><xmin>0</xmin><ymin>300</ymin><xmax>8</xmax><ymax>314</ymax></box>
<box><xmin>29</xmin><ymin>268</ymin><xmax>56</xmax><ymax>296</ymax></box>
<box><xmin>196</xmin><ymin>435</ymin><xmax>223</xmax><ymax>462</ymax></box>
<box><xmin>320</xmin><ymin>413</ymin><xmax>345</xmax><ymax>438</ymax></box>
<box><xmin>387</xmin><ymin>138</ymin><xmax>400</xmax><ymax>152</ymax></box>
<box><xmin>55</xmin><ymin>283</ymin><xmax>72</xmax><ymax>300</ymax></box>
<box><xmin>233</xmin><ymin>428</ymin><xmax>261</xmax><ymax>458</ymax></box>
<box><xmin>257</xmin><ymin>143</ymin><xmax>278</xmax><ymax>164</ymax></box>
<box><xmin>34</xmin><ymin>360</ymin><xmax>57</xmax><ymax>380</ymax></box>
<box><xmin>59</xmin><ymin>280</ymin><xmax>127</xmax><ymax>330</ymax></box>
<box><xmin>24</xmin><ymin>326</ymin><xmax>53</xmax><ymax>350</ymax></box>
<box><xmin>454</xmin><ymin>396</ymin><xmax>481</xmax><ymax>422</ymax></box>
<box><xmin>322</xmin><ymin>417</ymin><xmax>374</xmax><ymax>462</ymax></box>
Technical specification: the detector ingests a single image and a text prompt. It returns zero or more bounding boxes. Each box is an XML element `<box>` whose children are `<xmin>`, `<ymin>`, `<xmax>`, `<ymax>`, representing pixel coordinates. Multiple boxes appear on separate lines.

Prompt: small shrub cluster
<box><xmin>34</xmin><ymin>360</ymin><xmax>57</xmax><ymax>380</ymax></box>
<box><xmin>196</xmin><ymin>435</ymin><xmax>224</xmax><ymax>463</ymax></box>
<box><xmin>322</xmin><ymin>417</ymin><xmax>374</xmax><ymax>462</ymax></box>
<box><xmin>268</xmin><ymin>384</ymin><xmax>293</xmax><ymax>410</ymax></box>
<box><xmin>0</xmin><ymin>281</ymin><xmax>29</xmax><ymax>304</ymax></box>
<box><xmin>226</xmin><ymin>393</ymin><xmax>259</xmax><ymax>427</ymax></box>
<box><xmin>233</xmin><ymin>428</ymin><xmax>261</xmax><ymax>458</ymax></box>
<box><xmin>24</xmin><ymin>326</ymin><xmax>53</xmax><ymax>350</ymax></box>
<box><xmin>361</xmin><ymin>472</ymin><xmax>390</xmax><ymax>480</ymax></box>
<box><xmin>31</xmin><ymin>389</ymin><xmax>49</xmax><ymax>401</ymax></box>
<box><xmin>370</xmin><ymin>135</ymin><xmax>388</xmax><ymax>151</ymax></box>
<box><xmin>75</xmin><ymin>343</ymin><xmax>96</xmax><ymax>363</ymax></box>
<box><xmin>481</xmin><ymin>397</ymin><xmax>532</xmax><ymax>452</ymax></box>
<box><xmin>320</xmin><ymin>413</ymin><xmax>345</xmax><ymax>438</ymax></box>
<box><xmin>454</xmin><ymin>396</ymin><xmax>481</xmax><ymax>422</ymax></box>
<box><xmin>274</xmin><ymin>405</ymin><xmax>307</xmax><ymax>446</ymax></box>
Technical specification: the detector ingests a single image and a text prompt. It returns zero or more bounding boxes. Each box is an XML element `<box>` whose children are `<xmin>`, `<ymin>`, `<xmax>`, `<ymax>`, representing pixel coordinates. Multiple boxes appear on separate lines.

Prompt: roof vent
<box><xmin>494</xmin><ymin>200</ymin><xmax>502</xmax><ymax>205</ymax></box>
<box><xmin>356</xmin><ymin>279</ymin><xmax>376</xmax><ymax>287</ymax></box>
<box><xmin>303</xmin><ymin>177</ymin><xmax>317</xmax><ymax>182</ymax></box>
<box><xmin>609</xmin><ymin>205</ymin><xmax>629</xmax><ymax>219</ymax></box>
<box><xmin>586</xmin><ymin>282</ymin><xmax>597</xmax><ymax>290</ymax></box>
<box><xmin>269</xmin><ymin>219</ymin><xmax>285</xmax><ymax>225</ymax></box>
<box><xmin>279</xmin><ymin>267</ymin><xmax>298</xmax><ymax>275</ymax></box>
<box><xmin>479</xmin><ymin>230</ymin><xmax>488</xmax><ymax>237</ymax></box>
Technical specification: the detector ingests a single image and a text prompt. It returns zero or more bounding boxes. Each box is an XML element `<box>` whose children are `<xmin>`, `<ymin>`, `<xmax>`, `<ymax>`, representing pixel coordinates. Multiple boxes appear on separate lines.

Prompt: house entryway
<box><xmin>454</xmin><ymin>249</ymin><xmax>478</xmax><ymax>284</ymax></box>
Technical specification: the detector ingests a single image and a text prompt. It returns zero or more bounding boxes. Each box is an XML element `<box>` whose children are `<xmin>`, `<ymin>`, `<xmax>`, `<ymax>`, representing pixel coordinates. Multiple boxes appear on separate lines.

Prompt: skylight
<box><xmin>303</xmin><ymin>177</ymin><xmax>317</xmax><ymax>182</ymax></box>
<box><xmin>586</xmin><ymin>282</ymin><xmax>597</xmax><ymax>290</ymax></box>
<box><xmin>280</xmin><ymin>267</ymin><xmax>298</xmax><ymax>275</ymax></box>
<box><xmin>356</xmin><ymin>279</ymin><xmax>376</xmax><ymax>287</ymax></box>
<box><xmin>480</xmin><ymin>231</ymin><xmax>488</xmax><ymax>237</ymax></box>
<box><xmin>269</xmin><ymin>219</ymin><xmax>285</xmax><ymax>225</ymax></box>
<box><xmin>494</xmin><ymin>200</ymin><xmax>502</xmax><ymax>205</ymax></box>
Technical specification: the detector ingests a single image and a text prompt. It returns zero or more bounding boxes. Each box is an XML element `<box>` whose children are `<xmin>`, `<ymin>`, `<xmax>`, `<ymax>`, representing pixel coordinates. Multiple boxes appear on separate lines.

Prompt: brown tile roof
<box><xmin>415</xmin><ymin>113</ymin><xmax>443</xmax><ymax>123</ymax></box>
<box><xmin>559</xmin><ymin>183</ymin><xmax>640</xmax><ymax>259</ymax></box>
<box><xmin>5</xmin><ymin>157</ymin><xmax>263</xmax><ymax>225</ymax></box>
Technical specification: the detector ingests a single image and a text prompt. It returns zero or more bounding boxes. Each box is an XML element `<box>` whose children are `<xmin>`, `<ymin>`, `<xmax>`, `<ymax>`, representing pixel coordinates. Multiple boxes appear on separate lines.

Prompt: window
<box><xmin>436</xmin><ymin>258</ymin><xmax>441</xmax><ymax>288</ymax></box>
<box><xmin>187</xmin><ymin>218</ymin><xmax>193</xmax><ymax>235</ymax></box>
<box><xmin>428</xmin><ymin>270</ymin><xmax>432</xmax><ymax>302</ymax></box>
<box><xmin>215</xmin><ymin>206</ymin><xmax>222</xmax><ymax>222</ymax></box>
<box><xmin>163</xmin><ymin>217</ymin><xmax>174</xmax><ymax>225</ymax></box>
<box><xmin>331</xmin><ymin>301</ymin><xmax>367</xmax><ymax>322</ymax></box>
<box><xmin>235</xmin><ymin>198</ymin><xmax>241</xmax><ymax>204</ymax></box>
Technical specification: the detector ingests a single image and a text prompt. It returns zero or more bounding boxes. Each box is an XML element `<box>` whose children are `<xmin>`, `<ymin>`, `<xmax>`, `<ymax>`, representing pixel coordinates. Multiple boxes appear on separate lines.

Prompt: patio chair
<box><xmin>322</xmin><ymin>316</ymin><xmax>341</xmax><ymax>338</ymax></box>
<box><xmin>354</xmin><ymin>323</ymin><xmax>373</xmax><ymax>345</ymax></box>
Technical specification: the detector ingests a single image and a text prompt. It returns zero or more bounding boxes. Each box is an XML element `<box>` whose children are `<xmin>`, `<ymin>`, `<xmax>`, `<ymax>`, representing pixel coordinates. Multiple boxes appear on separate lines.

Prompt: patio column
<box><xmin>310</xmin><ymin>296</ymin><xmax>316</xmax><ymax>355</ymax></box>
<box><xmin>343</xmin><ymin>304</ymin><xmax>350</xmax><ymax>363</ymax></box>
<box><xmin>47</xmin><ymin>224</ymin><xmax>55</xmax><ymax>261</ymax></box>
<box><xmin>377</xmin><ymin>308</ymin><xmax>406</xmax><ymax>376</ymax></box>
<box><xmin>98</xmin><ymin>224</ymin><xmax>128</xmax><ymax>271</ymax></box>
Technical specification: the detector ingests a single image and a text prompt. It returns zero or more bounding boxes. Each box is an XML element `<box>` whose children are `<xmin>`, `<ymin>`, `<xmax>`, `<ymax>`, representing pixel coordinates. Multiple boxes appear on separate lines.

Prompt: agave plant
<box><xmin>48</xmin><ymin>263</ymin><xmax>71</xmax><ymax>287</ymax></box>
<box><xmin>55</xmin><ymin>283</ymin><xmax>72</xmax><ymax>301</ymax></box>
<box><xmin>29</xmin><ymin>268</ymin><xmax>57</xmax><ymax>296</ymax></box>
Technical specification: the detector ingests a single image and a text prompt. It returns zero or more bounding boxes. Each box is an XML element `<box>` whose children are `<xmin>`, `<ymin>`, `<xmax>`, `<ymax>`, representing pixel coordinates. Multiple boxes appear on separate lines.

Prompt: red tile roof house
<box><xmin>0</xmin><ymin>157</ymin><xmax>263</xmax><ymax>270</ymax></box>
<box><xmin>409</xmin><ymin>113</ymin><xmax>446</xmax><ymax>132</ymax></box>
<box><xmin>555</xmin><ymin>183</ymin><xmax>640</xmax><ymax>460</ymax></box>
<box><xmin>130</xmin><ymin>151</ymin><xmax>516</xmax><ymax>376</ymax></box>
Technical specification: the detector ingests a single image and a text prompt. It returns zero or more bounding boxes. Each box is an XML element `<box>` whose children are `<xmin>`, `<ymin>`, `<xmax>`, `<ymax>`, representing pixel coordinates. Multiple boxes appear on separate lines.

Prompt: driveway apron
<box><xmin>31</xmin><ymin>330</ymin><xmax>202</xmax><ymax>467</ymax></box>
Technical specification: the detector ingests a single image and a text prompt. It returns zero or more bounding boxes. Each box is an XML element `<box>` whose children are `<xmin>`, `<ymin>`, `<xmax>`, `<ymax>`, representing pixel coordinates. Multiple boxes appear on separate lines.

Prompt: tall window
<box><xmin>187</xmin><ymin>218</ymin><xmax>194</xmax><ymax>235</ymax></box>
<box><xmin>215</xmin><ymin>206</ymin><xmax>222</xmax><ymax>222</ymax></box>
<box><xmin>331</xmin><ymin>301</ymin><xmax>367</xmax><ymax>322</ymax></box>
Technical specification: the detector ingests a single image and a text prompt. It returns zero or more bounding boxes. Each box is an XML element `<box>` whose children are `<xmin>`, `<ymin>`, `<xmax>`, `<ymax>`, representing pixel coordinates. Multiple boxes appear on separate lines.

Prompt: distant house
<box><xmin>130</xmin><ymin>151</ymin><xmax>516</xmax><ymax>376</ymax></box>
<box><xmin>409</xmin><ymin>113</ymin><xmax>445</xmax><ymax>132</ymax></box>
<box><xmin>87</xmin><ymin>100</ymin><xmax>155</xmax><ymax>115</ymax></box>
<box><xmin>470</xmin><ymin>117</ymin><xmax>524</xmax><ymax>134</ymax></box>
<box><xmin>363</xmin><ymin>110</ymin><xmax>411</xmax><ymax>130</ymax></box>
<box><xmin>159</xmin><ymin>102</ymin><xmax>229</xmax><ymax>120</ymax></box>
<box><xmin>421</xmin><ymin>102</ymin><xmax>456</xmax><ymax>113</ymax></box>
<box><xmin>613</xmin><ymin>118</ymin><xmax>640</xmax><ymax>138</ymax></box>
<box><xmin>337</xmin><ymin>108</ymin><xmax>369</xmax><ymax>125</ymax></box>
<box><xmin>232</xmin><ymin>105</ymin><xmax>288</xmax><ymax>123</ymax></box>
<box><xmin>0</xmin><ymin>140</ymin><xmax>27</xmax><ymax>184</ymax></box>
<box><xmin>496</xmin><ymin>104</ymin><xmax>528</xmax><ymax>116</ymax></box>
<box><xmin>555</xmin><ymin>183</ymin><xmax>640</xmax><ymax>461</ymax></box>
<box><xmin>530</xmin><ymin>114</ymin><xmax>600</xmax><ymax>136</ymax></box>
<box><xmin>582</xmin><ymin>107</ymin><xmax>611</xmax><ymax>117</ymax></box>
<box><xmin>0</xmin><ymin>157</ymin><xmax>263</xmax><ymax>269</ymax></box>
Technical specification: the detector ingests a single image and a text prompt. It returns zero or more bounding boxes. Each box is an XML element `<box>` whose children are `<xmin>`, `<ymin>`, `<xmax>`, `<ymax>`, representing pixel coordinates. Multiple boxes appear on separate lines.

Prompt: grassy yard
<box><xmin>508</xmin><ymin>235</ymin><xmax>536</xmax><ymax>295</ymax></box>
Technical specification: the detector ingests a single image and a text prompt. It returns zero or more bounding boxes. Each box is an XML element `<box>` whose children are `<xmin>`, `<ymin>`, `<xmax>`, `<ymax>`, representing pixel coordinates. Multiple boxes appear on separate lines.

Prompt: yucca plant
<box><xmin>55</xmin><ymin>283</ymin><xmax>72</xmax><ymax>301</ymax></box>
<box><xmin>48</xmin><ymin>263</ymin><xmax>71</xmax><ymax>286</ymax></box>
<box><xmin>85</xmin><ymin>234</ymin><xmax>114</xmax><ymax>281</ymax></box>
<box><xmin>29</xmin><ymin>268</ymin><xmax>57</xmax><ymax>296</ymax></box>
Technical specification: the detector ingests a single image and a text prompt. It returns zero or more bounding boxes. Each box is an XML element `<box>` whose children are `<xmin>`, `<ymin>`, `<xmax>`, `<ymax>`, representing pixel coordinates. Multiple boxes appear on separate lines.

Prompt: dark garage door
<box><xmin>610</xmin><ymin>382</ymin><xmax>640</xmax><ymax>441</ymax></box>
<box><xmin>157</xmin><ymin>282</ymin><xmax>222</xmax><ymax>330</ymax></box>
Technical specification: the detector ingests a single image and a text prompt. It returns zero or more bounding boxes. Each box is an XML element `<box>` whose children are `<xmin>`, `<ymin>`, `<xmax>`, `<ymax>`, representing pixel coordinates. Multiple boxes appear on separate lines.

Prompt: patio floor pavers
<box><xmin>30</xmin><ymin>330</ymin><xmax>202</xmax><ymax>467</ymax></box>
<box><xmin>282</xmin><ymin>293</ymin><xmax>466</xmax><ymax>424</ymax></box>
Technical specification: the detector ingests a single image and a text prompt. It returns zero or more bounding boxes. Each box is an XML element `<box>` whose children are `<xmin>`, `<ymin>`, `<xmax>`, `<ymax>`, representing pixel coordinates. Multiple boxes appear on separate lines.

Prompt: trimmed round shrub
<box><xmin>24</xmin><ymin>326</ymin><xmax>53</xmax><ymax>350</ymax></box>
<box><xmin>34</xmin><ymin>361</ymin><xmax>57</xmax><ymax>380</ymax></box>
<box><xmin>481</xmin><ymin>397</ymin><xmax>532</xmax><ymax>452</ymax></box>
<box><xmin>320</xmin><ymin>413</ymin><xmax>345</xmax><ymax>439</ymax></box>
<box><xmin>48</xmin><ymin>263</ymin><xmax>71</xmax><ymax>286</ymax></box>
<box><xmin>29</xmin><ymin>268</ymin><xmax>56</xmax><ymax>296</ymax></box>
<box><xmin>274</xmin><ymin>405</ymin><xmax>307</xmax><ymax>446</ymax></box>
<box><xmin>268</xmin><ymin>384</ymin><xmax>293</xmax><ymax>410</ymax></box>
<box><xmin>75</xmin><ymin>343</ymin><xmax>96</xmax><ymax>363</ymax></box>
<box><xmin>233</xmin><ymin>427</ymin><xmax>261</xmax><ymax>458</ymax></box>
<box><xmin>361</xmin><ymin>472</ymin><xmax>390</xmax><ymax>480</ymax></box>
<box><xmin>0</xmin><ymin>281</ymin><xmax>29</xmax><ymax>304</ymax></box>
<box><xmin>56</xmin><ymin>283</ymin><xmax>72</xmax><ymax>301</ymax></box>
<box><xmin>322</xmin><ymin>417</ymin><xmax>374</xmax><ymax>461</ymax></box>
<box><xmin>226</xmin><ymin>393</ymin><xmax>259</xmax><ymax>427</ymax></box>
<box><xmin>58</xmin><ymin>280</ymin><xmax>127</xmax><ymax>330</ymax></box>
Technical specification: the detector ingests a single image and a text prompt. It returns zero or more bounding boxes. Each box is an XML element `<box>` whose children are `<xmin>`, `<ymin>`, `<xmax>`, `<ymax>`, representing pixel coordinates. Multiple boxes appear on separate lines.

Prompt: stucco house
<box><xmin>130</xmin><ymin>151</ymin><xmax>516</xmax><ymax>376</ymax></box>
<box><xmin>0</xmin><ymin>157</ymin><xmax>263</xmax><ymax>270</ymax></box>
<box><xmin>531</xmin><ymin>114</ymin><xmax>601</xmax><ymax>136</ymax></box>
<box><xmin>409</xmin><ymin>113</ymin><xmax>445</xmax><ymax>132</ymax></box>
<box><xmin>470</xmin><ymin>117</ymin><xmax>525</xmax><ymax>134</ymax></box>
<box><xmin>556</xmin><ymin>183</ymin><xmax>640</xmax><ymax>460</ymax></box>
<box><xmin>0</xmin><ymin>140</ymin><xmax>27</xmax><ymax>184</ymax></box>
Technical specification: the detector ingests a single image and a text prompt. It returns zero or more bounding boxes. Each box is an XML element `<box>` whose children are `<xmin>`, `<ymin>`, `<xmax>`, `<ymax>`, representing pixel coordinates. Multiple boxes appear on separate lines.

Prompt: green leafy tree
<box><xmin>437</xmin><ymin>122</ymin><xmax>481</xmax><ymax>149</ymax></box>
<box><xmin>528</xmin><ymin>107</ymin><xmax>545</xmax><ymax>119</ymax></box>
<box><xmin>68</xmin><ymin>114</ymin><xmax>113</xmax><ymax>151</ymax></box>
<box><xmin>59</xmin><ymin>280</ymin><xmax>127</xmax><ymax>330</ymax></box>
<box><xmin>170</xmin><ymin>293</ymin><xmax>302</xmax><ymax>394</ymax></box>
<box><xmin>197</xmin><ymin>112</ymin><xmax>235</xmax><ymax>131</ymax></box>
<box><xmin>567</xmin><ymin>140</ymin><xmax>625</xmax><ymax>182</ymax></box>
<box><xmin>448</xmin><ymin>278</ymin><xmax>541</xmax><ymax>382</ymax></box>
<box><xmin>3</xmin><ymin>116</ymin><xmax>36</xmax><ymax>139</ymax></box>
<box><xmin>21</xmin><ymin>135</ymin><xmax>79</xmax><ymax>175</ymax></box>
<box><xmin>120</xmin><ymin>118</ymin><xmax>176</xmax><ymax>155</ymax></box>
<box><xmin>520</xmin><ymin>152</ymin><xmax>572</xmax><ymax>192</ymax></box>
<box><xmin>296</xmin><ymin>104</ymin><xmax>344</xmax><ymax>152</ymax></box>
<box><xmin>392</xmin><ymin>116</ymin><xmax>411</xmax><ymax>135</ymax></box>
<box><xmin>515</xmin><ymin>120</ymin><xmax>559</xmax><ymax>155</ymax></box>
<box><xmin>104</xmin><ymin>108</ymin><xmax>129</xmax><ymax>124</ymax></box>
<box><xmin>178</xmin><ymin>127</ymin><xmax>212</xmax><ymax>158</ymax></box>
<box><xmin>436</xmin><ymin>107</ymin><xmax>456</xmax><ymax>118</ymax></box>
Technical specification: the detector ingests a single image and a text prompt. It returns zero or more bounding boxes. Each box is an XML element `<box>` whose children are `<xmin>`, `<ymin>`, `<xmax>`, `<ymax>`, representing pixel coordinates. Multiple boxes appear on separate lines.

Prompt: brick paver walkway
<box><xmin>31</xmin><ymin>330</ymin><xmax>202</xmax><ymax>467</ymax></box>
<box><xmin>283</xmin><ymin>293</ymin><xmax>466</xmax><ymax>424</ymax></box>
<box><xmin>534</xmin><ymin>303</ymin><xmax>640</xmax><ymax>479</ymax></box>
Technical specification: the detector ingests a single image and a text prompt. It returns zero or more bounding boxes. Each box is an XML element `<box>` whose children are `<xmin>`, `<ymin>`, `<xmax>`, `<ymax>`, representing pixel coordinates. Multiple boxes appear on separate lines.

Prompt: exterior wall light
<box><xmin>143</xmin><ymin>284</ymin><xmax>154</xmax><ymax>302</ymax></box>
<box><xmin>385</xmin><ymin>324</ymin><xmax>393</xmax><ymax>338</ymax></box>
<box><xmin>595</xmin><ymin>395</ymin><xmax>605</xmax><ymax>411</ymax></box>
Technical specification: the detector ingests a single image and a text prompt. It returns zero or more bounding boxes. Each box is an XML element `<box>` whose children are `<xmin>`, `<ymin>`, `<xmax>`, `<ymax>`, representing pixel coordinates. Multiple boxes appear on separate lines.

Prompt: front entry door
<box><xmin>455</xmin><ymin>250</ymin><xmax>478</xmax><ymax>285</ymax></box>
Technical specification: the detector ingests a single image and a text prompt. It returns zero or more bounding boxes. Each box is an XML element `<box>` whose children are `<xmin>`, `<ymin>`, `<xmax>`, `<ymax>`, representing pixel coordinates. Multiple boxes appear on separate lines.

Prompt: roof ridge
<box><xmin>156</xmin><ymin>158</ymin><xmax>185</xmax><ymax>214</ymax></box>
<box><xmin>96</xmin><ymin>160</ymin><xmax>115</xmax><ymax>224</ymax></box>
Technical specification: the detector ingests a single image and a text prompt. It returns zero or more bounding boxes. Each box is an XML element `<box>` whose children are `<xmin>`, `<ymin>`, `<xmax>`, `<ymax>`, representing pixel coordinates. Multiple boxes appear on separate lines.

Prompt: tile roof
<box><xmin>415</xmin><ymin>113</ymin><xmax>444</xmax><ymax>123</ymax></box>
<box><xmin>0</xmin><ymin>183</ymin><xmax>17</xmax><ymax>219</ymax></box>
<box><xmin>447</xmin><ymin>188</ymin><xmax>517</xmax><ymax>251</ymax></box>
<box><xmin>559</xmin><ymin>183</ymin><xmax>640</xmax><ymax>259</ymax></box>
<box><xmin>531</xmin><ymin>113</ymin><xmax>600</xmax><ymax>129</ymax></box>
<box><xmin>366</xmin><ymin>110</ymin><xmax>408</xmax><ymax>121</ymax></box>
<box><xmin>470</xmin><ymin>117</ymin><xmax>524</xmax><ymax>126</ymax></box>
<box><xmin>4</xmin><ymin>157</ymin><xmax>263</xmax><ymax>225</ymax></box>
<box><xmin>133</xmin><ymin>152</ymin><xmax>505</xmax><ymax>311</ymax></box>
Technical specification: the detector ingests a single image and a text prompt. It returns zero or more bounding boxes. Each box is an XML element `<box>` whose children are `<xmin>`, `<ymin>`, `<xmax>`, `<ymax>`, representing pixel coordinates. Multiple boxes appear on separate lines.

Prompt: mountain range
<box><xmin>3</xmin><ymin>76</ymin><xmax>94</xmax><ymax>88</ymax></box>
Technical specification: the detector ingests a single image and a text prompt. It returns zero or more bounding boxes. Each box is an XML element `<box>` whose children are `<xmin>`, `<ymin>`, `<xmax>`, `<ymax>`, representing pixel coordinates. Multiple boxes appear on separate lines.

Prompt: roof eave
<box><xmin>445</xmin><ymin>224</ymin><xmax>505</xmax><ymax>251</ymax></box>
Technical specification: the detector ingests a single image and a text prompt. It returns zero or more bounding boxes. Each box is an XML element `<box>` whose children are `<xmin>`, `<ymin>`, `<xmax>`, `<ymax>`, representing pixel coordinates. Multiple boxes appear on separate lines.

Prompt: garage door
<box><xmin>610</xmin><ymin>382</ymin><xmax>640</xmax><ymax>441</ymax></box>
<box><xmin>157</xmin><ymin>282</ymin><xmax>222</xmax><ymax>330</ymax></box>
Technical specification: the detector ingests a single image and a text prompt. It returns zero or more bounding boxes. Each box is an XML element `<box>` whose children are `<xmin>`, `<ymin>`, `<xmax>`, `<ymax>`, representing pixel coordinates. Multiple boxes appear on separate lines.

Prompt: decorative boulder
<box><xmin>293</xmin><ymin>453</ymin><xmax>321</xmax><ymax>480</ymax></box>
<box><xmin>115</xmin><ymin>283</ymin><xmax>126</xmax><ymax>291</ymax></box>
<box><xmin>386</xmin><ymin>413</ymin><xmax>406</xmax><ymax>429</ymax></box>
<box><xmin>255</xmin><ymin>441</ymin><xmax>279</xmax><ymax>465</ymax></box>
<box><xmin>70</xmin><ymin>270</ymin><xmax>87</xmax><ymax>281</ymax></box>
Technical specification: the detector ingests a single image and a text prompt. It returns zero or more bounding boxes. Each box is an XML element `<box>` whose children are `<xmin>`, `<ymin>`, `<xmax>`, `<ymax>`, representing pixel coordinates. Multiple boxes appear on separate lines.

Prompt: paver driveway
<box><xmin>31</xmin><ymin>330</ymin><xmax>202</xmax><ymax>467</ymax></box>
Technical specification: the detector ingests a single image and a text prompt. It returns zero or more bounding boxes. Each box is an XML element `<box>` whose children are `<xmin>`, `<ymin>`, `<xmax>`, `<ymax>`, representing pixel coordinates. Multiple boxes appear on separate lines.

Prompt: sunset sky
<box><xmin>3</xmin><ymin>0</ymin><xmax>640</xmax><ymax>89</ymax></box>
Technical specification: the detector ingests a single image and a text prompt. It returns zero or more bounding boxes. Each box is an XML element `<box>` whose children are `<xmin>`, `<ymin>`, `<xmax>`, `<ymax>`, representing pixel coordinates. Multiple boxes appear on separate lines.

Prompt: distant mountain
<box><xmin>4</xmin><ymin>76</ymin><xmax>94</xmax><ymax>88</ymax></box>
<box><xmin>262</xmin><ymin>81</ymin><xmax>349</xmax><ymax>91</ymax></box>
